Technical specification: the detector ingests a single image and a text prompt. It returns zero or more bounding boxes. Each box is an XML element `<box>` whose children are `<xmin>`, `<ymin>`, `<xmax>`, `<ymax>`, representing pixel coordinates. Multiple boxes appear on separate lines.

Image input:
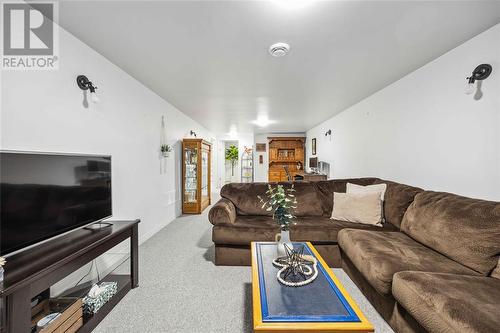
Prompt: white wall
<box><xmin>1</xmin><ymin>25</ymin><xmax>216</xmax><ymax>248</ymax></box>
<box><xmin>254</xmin><ymin>132</ymin><xmax>306</xmax><ymax>182</ymax></box>
<box><xmin>306</xmin><ymin>23</ymin><xmax>500</xmax><ymax>200</ymax></box>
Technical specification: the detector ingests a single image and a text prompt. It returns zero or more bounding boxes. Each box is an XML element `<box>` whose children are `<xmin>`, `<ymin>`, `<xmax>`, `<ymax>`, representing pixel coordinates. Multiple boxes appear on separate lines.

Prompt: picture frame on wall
<box><xmin>256</xmin><ymin>143</ymin><xmax>266</xmax><ymax>152</ymax></box>
<box><xmin>312</xmin><ymin>138</ymin><xmax>317</xmax><ymax>155</ymax></box>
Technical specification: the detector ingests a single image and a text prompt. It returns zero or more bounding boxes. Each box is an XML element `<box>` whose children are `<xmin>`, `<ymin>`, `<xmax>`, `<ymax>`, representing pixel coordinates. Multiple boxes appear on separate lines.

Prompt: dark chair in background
<box><xmin>283</xmin><ymin>165</ymin><xmax>305</xmax><ymax>181</ymax></box>
<box><xmin>283</xmin><ymin>166</ymin><xmax>292</xmax><ymax>181</ymax></box>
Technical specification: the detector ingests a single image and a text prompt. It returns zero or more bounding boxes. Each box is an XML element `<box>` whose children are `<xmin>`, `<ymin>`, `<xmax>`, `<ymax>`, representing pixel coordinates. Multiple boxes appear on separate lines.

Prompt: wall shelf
<box><xmin>241</xmin><ymin>147</ymin><xmax>254</xmax><ymax>183</ymax></box>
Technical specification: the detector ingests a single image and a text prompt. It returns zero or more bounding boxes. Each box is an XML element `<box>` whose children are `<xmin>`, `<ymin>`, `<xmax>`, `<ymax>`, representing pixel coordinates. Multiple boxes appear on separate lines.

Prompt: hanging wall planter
<box><xmin>160</xmin><ymin>144</ymin><xmax>172</xmax><ymax>158</ymax></box>
<box><xmin>159</xmin><ymin>116</ymin><xmax>170</xmax><ymax>174</ymax></box>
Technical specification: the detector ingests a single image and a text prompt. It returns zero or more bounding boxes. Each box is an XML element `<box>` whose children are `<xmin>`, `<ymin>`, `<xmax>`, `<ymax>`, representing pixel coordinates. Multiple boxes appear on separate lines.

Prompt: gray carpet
<box><xmin>94</xmin><ymin>209</ymin><xmax>395</xmax><ymax>333</ymax></box>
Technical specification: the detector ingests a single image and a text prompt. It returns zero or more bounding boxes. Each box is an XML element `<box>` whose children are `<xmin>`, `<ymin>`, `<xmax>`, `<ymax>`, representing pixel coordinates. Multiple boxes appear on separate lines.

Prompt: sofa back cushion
<box><xmin>220</xmin><ymin>182</ymin><xmax>324</xmax><ymax>217</ymax></box>
<box><xmin>372</xmin><ymin>179</ymin><xmax>423</xmax><ymax>228</ymax></box>
<box><xmin>401</xmin><ymin>191</ymin><xmax>500</xmax><ymax>275</ymax></box>
<box><xmin>314</xmin><ymin>178</ymin><xmax>380</xmax><ymax>217</ymax></box>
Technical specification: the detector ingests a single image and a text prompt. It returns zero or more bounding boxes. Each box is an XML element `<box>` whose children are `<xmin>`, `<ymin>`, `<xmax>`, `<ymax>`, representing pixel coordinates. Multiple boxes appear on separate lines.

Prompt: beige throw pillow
<box><xmin>330</xmin><ymin>192</ymin><xmax>383</xmax><ymax>226</ymax></box>
<box><xmin>346</xmin><ymin>182</ymin><xmax>387</xmax><ymax>200</ymax></box>
<box><xmin>347</xmin><ymin>182</ymin><xmax>387</xmax><ymax>222</ymax></box>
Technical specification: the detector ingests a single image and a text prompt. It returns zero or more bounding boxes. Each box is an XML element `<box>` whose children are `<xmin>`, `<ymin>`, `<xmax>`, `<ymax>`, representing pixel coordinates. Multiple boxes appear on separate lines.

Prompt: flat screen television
<box><xmin>0</xmin><ymin>151</ymin><xmax>112</xmax><ymax>256</ymax></box>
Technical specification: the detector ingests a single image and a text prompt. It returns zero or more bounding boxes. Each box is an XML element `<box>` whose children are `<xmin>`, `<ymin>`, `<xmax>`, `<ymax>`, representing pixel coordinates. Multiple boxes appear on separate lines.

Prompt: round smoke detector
<box><xmin>269</xmin><ymin>42</ymin><xmax>290</xmax><ymax>57</ymax></box>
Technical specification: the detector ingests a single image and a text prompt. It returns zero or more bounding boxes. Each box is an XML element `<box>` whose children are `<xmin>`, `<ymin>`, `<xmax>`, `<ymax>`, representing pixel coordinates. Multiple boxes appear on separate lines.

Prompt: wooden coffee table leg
<box><xmin>130</xmin><ymin>223</ymin><xmax>139</xmax><ymax>289</ymax></box>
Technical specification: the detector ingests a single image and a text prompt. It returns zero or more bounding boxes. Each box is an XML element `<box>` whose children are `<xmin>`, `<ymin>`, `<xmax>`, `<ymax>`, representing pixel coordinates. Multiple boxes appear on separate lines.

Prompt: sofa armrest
<box><xmin>209</xmin><ymin>198</ymin><xmax>237</xmax><ymax>225</ymax></box>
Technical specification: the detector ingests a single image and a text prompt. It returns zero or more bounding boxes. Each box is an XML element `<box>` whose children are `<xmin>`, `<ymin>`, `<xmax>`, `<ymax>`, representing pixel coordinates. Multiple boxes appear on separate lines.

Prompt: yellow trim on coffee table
<box><xmin>251</xmin><ymin>241</ymin><xmax>374</xmax><ymax>333</ymax></box>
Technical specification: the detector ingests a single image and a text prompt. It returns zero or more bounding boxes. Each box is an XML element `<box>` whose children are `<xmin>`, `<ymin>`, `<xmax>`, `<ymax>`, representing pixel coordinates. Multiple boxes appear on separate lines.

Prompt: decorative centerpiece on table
<box><xmin>258</xmin><ymin>185</ymin><xmax>318</xmax><ymax>287</ymax></box>
<box><xmin>258</xmin><ymin>184</ymin><xmax>297</xmax><ymax>257</ymax></box>
<box><xmin>272</xmin><ymin>244</ymin><xmax>318</xmax><ymax>287</ymax></box>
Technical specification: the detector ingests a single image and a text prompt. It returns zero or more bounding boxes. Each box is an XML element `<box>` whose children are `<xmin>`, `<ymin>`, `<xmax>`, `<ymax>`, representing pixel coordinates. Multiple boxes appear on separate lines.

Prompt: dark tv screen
<box><xmin>0</xmin><ymin>152</ymin><xmax>112</xmax><ymax>255</ymax></box>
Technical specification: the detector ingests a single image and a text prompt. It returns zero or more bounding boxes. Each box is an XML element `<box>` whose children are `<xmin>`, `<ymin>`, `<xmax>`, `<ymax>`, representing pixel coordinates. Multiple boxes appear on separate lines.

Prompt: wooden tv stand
<box><xmin>0</xmin><ymin>220</ymin><xmax>140</xmax><ymax>333</ymax></box>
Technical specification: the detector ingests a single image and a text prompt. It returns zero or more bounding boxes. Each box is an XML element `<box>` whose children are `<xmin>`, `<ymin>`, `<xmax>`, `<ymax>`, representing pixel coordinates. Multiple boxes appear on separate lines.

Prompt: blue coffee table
<box><xmin>251</xmin><ymin>242</ymin><xmax>373</xmax><ymax>332</ymax></box>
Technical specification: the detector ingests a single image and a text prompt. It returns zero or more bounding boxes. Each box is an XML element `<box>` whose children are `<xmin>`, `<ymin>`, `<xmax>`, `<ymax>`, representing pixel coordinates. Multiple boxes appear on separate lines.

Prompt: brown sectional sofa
<box><xmin>339</xmin><ymin>189</ymin><xmax>500</xmax><ymax>333</ymax></box>
<box><xmin>208</xmin><ymin>178</ymin><xmax>500</xmax><ymax>333</ymax></box>
<box><xmin>209</xmin><ymin>178</ymin><xmax>421</xmax><ymax>267</ymax></box>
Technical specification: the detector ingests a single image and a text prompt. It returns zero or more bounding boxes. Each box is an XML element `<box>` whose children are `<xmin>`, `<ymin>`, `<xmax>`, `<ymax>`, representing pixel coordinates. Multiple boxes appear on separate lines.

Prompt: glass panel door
<box><xmin>184</xmin><ymin>146</ymin><xmax>198</xmax><ymax>203</ymax></box>
<box><xmin>201</xmin><ymin>147</ymin><xmax>209</xmax><ymax>198</ymax></box>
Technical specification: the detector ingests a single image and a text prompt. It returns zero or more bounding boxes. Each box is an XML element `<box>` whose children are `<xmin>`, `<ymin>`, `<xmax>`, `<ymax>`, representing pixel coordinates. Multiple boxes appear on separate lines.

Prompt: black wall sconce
<box><xmin>77</xmin><ymin>75</ymin><xmax>99</xmax><ymax>103</ymax></box>
<box><xmin>190</xmin><ymin>130</ymin><xmax>197</xmax><ymax>137</ymax></box>
<box><xmin>465</xmin><ymin>64</ymin><xmax>492</xmax><ymax>95</ymax></box>
<box><xmin>324</xmin><ymin>129</ymin><xmax>332</xmax><ymax>141</ymax></box>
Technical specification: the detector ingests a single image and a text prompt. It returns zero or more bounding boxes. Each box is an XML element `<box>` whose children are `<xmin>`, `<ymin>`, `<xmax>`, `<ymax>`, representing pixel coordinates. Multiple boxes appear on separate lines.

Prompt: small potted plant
<box><xmin>160</xmin><ymin>144</ymin><xmax>172</xmax><ymax>158</ymax></box>
<box><xmin>0</xmin><ymin>256</ymin><xmax>5</xmax><ymax>283</ymax></box>
<box><xmin>258</xmin><ymin>184</ymin><xmax>298</xmax><ymax>257</ymax></box>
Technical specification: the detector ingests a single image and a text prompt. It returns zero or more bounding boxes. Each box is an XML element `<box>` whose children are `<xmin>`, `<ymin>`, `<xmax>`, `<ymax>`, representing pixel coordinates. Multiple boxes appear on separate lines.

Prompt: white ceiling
<box><xmin>58</xmin><ymin>1</ymin><xmax>500</xmax><ymax>135</ymax></box>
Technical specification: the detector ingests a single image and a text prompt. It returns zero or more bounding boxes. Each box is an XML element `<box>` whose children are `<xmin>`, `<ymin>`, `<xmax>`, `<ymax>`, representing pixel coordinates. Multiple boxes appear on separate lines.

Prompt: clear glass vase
<box><xmin>275</xmin><ymin>230</ymin><xmax>293</xmax><ymax>258</ymax></box>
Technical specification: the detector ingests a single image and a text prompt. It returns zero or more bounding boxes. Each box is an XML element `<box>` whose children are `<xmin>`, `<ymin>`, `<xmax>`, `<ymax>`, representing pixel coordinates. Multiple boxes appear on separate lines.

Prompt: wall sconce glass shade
<box><xmin>465</xmin><ymin>81</ymin><xmax>475</xmax><ymax>95</ymax></box>
<box><xmin>90</xmin><ymin>91</ymin><xmax>99</xmax><ymax>103</ymax></box>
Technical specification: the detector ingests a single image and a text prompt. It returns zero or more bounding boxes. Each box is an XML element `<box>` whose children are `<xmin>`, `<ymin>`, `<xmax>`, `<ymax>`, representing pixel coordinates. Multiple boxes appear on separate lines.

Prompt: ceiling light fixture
<box><xmin>228</xmin><ymin>125</ymin><xmax>238</xmax><ymax>138</ymax></box>
<box><xmin>271</xmin><ymin>0</ymin><xmax>314</xmax><ymax>10</ymax></box>
<box><xmin>269</xmin><ymin>42</ymin><xmax>290</xmax><ymax>57</ymax></box>
<box><xmin>252</xmin><ymin>116</ymin><xmax>275</xmax><ymax>128</ymax></box>
<box><xmin>465</xmin><ymin>64</ymin><xmax>492</xmax><ymax>95</ymax></box>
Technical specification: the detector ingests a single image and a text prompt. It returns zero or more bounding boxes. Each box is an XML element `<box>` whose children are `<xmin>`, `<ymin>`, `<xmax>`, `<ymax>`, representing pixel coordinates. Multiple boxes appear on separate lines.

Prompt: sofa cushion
<box><xmin>220</xmin><ymin>183</ymin><xmax>272</xmax><ymax>216</ymax></box>
<box><xmin>220</xmin><ymin>182</ymin><xmax>324</xmax><ymax>217</ymax></box>
<box><xmin>338</xmin><ymin>229</ymin><xmax>479</xmax><ymax>296</ymax></box>
<box><xmin>401</xmin><ymin>191</ymin><xmax>500</xmax><ymax>275</ymax></box>
<box><xmin>212</xmin><ymin>215</ymin><xmax>279</xmax><ymax>245</ymax></box>
<box><xmin>212</xmin><ymin>216</ymin><xmax>398</xmax><ymax>245</ymax></box>
<box><xmin>208</xmin><ymin>198</ymin><xmax>236</xmax><ymax>225</ymax></box>
<box><xmin>330</xmin><ymin>192</ymin><xmax>383</xmax><ymax>226</ymax></box>
<box><xmin>393</xmin><ymin>271</ymin><xmax>500</xmax><ymax>333</ymax></box>
<box><xmin>372</xmin><ymin>179</ymin><xmax>423</xmax><ymax>228</ymax></box>
<box><xmin>314</xmin><ymin>178</ymin><xmax>380</xmax><ymax>217</ymax></box>
<box><xmin>291</xmin><ymin>217</ymin><xmax>397</xmax><ymax>243</ymax></box>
